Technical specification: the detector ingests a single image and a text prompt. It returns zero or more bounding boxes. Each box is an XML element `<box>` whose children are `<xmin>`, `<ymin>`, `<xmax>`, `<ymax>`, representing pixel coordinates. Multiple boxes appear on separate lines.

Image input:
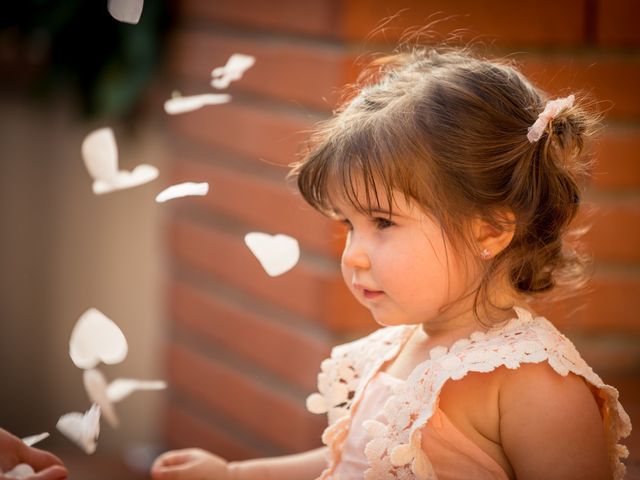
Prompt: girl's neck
<box><xmin>420</xmin><ymin>288</ymin><xmax>522</xmax><ymax>345</ymax></box>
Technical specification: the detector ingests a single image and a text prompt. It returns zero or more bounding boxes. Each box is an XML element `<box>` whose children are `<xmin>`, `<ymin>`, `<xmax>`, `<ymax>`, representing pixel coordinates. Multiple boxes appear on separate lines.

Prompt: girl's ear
<box><xmin>471</xmin><ymin>210</ymin><xmax>516</xmax><ymax>259</ymax></box>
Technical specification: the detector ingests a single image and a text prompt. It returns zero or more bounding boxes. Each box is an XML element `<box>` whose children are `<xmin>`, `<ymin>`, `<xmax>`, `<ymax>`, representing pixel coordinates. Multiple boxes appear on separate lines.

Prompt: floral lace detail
<box><xmin>307</xmin><ymin>307</ymin><xmax>632</xmax><ymax>480</ymax></box>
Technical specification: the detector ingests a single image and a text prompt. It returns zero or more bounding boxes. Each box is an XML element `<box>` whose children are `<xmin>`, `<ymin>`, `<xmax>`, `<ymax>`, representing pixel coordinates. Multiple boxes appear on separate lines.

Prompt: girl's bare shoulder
<box><xmin>497</xmin><ymin>362</ymin><xmax>610</xmax><ymax>479</ymax></box>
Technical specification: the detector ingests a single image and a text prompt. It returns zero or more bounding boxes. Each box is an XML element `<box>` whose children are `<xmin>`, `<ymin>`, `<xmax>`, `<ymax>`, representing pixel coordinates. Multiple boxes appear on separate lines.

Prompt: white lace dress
<box><xmin>306</xmin><ymin>307</ymin><xmax>632</xmax><ymax>479</ymax></box>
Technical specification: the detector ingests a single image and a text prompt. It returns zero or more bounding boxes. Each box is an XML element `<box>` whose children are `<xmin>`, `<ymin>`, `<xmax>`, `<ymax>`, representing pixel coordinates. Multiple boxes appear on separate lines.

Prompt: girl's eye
<box><xmin>373</xmin><ymin>217</ymin><xmax>395</xmax><ymax>229</ymax></box>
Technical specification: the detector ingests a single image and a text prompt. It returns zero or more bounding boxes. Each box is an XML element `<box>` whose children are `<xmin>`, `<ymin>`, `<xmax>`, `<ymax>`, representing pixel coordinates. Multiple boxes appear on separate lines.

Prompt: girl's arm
<box><xmin>151</xmin><ymin>446</ymin><xmax>328</xmax><ymax>480</ymax></box>
<box><xmin>229</xmin><ymin>446</ymin><xmax>328</xmax><ymax>480</ymax></box>
<box><xmin>499</xmin><ymin>362</ymin><xmax>611</xmax><ymax>480</ymax></box>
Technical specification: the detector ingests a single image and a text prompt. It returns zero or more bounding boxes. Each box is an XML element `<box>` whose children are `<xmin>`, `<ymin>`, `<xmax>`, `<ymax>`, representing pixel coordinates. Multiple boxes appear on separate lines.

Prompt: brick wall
<box><xmin>161</xmin><ymin>0</ymin><xmax>640</xmax><ymax>464</ymax></box>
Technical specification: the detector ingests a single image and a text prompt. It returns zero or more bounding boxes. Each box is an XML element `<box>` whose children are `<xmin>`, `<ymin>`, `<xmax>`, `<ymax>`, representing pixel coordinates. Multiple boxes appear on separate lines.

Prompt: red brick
<box><xmin>535</xmin><ymin>271</ymin><xmax>640</xmax><ymax>335</ymax></box>
<box><xmin>170</xmin><ymin>280</ymin><xmax>331</xmax><ymax>391</ymax></box>
<box><xmin>170</xmin><ymin>157</ymin><xmax>340</xmax><ymax>257</ymax></box>
<box><xmin>522</xmin><ymin>57</ymin><xmax>640</xmax><ymax>120</ymax></box>
<box><xmin>166</xmin><ymin>404</ymin><xmax>264</xmax><ymax>460</ymax></box>
<box><xmin>168</xmin><ymin>343</ymin><xmax>326</xmax><ymax>452</ymax></box>
<box><xmin>592</xmin><ymin>127</ymin><xmax>640</xmax><ymax>191</ymax></box>
<box><xmin>167</xmin><ymin>101</ymin><xmax>319</xmax><ymax>167</ymax></box>
<box><xmin>166</xmin><ymin>30</ymin><xmax>355</xmax><ymax>111</ymax></box>
<box><xmin>169</xmin><ymin>217</ymin><xmax>371</xmax><ymax>331</ymax></box>
<box><xmin>341</xmin><ymin>0</ymin><xmax>586</xmax><ymax>45</ymax></box>
<box><xmin>582</xmin><ymin>201</ymin><xmax>640</xmax><ymax>263</ymax></box>
<box><xmin>596</xmin><ymin>0</ymin><xmax>640</xmax><ymax>46</ymax></box>
<box><xmin>570</xmin><ymin>335</ymin><xmax>640</xmax><ymax>376</ymax></box>
<box><xmin>177</xmin><ymin>0</ymin><xmax>342</xmax><ymax>38</ymax></box>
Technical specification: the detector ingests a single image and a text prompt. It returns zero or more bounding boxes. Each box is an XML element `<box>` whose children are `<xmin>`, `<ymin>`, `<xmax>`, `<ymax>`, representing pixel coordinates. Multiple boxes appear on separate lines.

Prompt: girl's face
<box><xmin>334</xmin><ymin>189</ymin><xmax>479</xmax><ymax>329</ymax></box>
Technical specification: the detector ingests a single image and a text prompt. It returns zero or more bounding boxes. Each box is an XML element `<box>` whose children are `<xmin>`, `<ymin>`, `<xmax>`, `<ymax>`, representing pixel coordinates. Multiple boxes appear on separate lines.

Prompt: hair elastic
<box><xmin>527</xmin><ymin>94</ymin><xmax>575</xmax><ymax>143</ymax></box>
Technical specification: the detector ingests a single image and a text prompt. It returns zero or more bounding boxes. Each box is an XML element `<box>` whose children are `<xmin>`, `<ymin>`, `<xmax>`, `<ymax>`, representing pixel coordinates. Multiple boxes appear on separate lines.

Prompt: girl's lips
<box><xmin>353</xmin><ymin>283</ymin><xmax>383</xmax><ymax>299</ymax></box>
<box><xmin>361</xmin><ymin>288</ymin><xmax>384</xmax><ymax>299</ymax></box>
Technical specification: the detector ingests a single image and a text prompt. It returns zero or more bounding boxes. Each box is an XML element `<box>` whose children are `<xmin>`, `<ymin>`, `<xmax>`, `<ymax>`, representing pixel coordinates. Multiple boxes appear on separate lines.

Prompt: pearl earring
<box><xmin>480</xmin><ymin>248</ymin><xmax>491</xmax><ymax>260</ymax></box>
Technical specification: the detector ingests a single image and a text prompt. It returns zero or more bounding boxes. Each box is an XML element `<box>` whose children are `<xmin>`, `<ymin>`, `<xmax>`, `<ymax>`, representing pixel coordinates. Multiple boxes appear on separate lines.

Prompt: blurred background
<box><xmin>0</xmin><ymin>0</ymin><xmax>638</xmax><ymax>478</ymax></box>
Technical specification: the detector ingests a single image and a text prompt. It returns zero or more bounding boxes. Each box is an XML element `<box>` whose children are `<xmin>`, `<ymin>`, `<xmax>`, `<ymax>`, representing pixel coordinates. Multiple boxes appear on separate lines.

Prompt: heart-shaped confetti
<box><xmin>211</xmin><ymin>54</ymin><xmax>255</xmax><ymax>89</ymax></box>
<box><xmin>164</xmin><ymin>93</ymin><xmax>231</xmax><ymax>115</ymax></box>
<box><xmin>155</xmin><ymin>182</ymin><xmax>209</xmax><ymax>203</ymax></box>
<box><xmin>107</xmin><ymin>0</ymin><xmax>144</xmax><ymax>24</ymax></box>
<box><xmin>83</xmin><ymin>368</ymin><xmax>167</xmax><ymax>427</ymax></box>
<box><xmin>21</xmin><ymin>432</ymin><xmax>49</xmax><ymax>447</ymax></box>
<box><xmin>2</xmin><ymin>464</ymin><xmax>35</xmax><ymax>479</ymax></box>
<box><xmin>81</xmin><ymin>127</ymin><xmax>158</xmax><ymax>195</ymax></box>
<box><xmin>56</xmin><ymin>404</ymin><xmax>101</xmax><ymax>454</ymax></box>
<box><xmin>69</xmin><ymin>308</ymin><xmax>128</xmax><ymax>370</ymax></box>
<box><xmin>244</xmin><ymin>232</ymin><xmax>300</xmax><ymax>277</ymax></box>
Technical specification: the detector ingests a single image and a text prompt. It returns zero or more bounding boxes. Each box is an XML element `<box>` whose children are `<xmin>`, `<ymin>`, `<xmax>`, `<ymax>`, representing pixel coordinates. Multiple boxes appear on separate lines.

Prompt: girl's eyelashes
<box><xmin>373</xmin><ymin>216</ymin><xmax>395</xmax><ymax>229</ymax></box>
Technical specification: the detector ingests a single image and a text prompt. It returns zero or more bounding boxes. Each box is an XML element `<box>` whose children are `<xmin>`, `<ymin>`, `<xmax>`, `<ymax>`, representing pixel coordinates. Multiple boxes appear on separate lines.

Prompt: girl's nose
<box><xmin>341</xmin><ymin>232</ymin><xmax>371</xmax><ymax>270</ymax></box>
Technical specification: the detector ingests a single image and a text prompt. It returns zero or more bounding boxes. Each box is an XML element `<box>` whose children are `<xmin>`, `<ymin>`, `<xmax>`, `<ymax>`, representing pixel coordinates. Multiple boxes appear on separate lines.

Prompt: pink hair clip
<box><xmin>527</xmin><ymin>94</ymin><xmax>575</xmax><ymax>143</ymax></box>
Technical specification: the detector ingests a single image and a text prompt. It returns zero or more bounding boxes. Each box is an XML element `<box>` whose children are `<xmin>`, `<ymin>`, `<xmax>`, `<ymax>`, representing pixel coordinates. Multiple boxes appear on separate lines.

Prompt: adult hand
<box><xmin>0</xmin><ymin>428</ymin><xmax>67</xmax><ymax>480</ymax></box>
<box><xmin>151</xmin><ymin>448</ymin><xmax>230</xmax><ymax>480</ymax></box>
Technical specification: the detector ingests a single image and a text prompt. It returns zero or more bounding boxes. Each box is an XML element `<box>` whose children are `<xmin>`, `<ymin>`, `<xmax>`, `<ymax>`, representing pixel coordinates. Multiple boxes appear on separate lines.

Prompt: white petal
<box><xmin>21</xmin><ymin>432</ymin><xmax>49</xmax><ymax>447</ymax></box>
<box><xmin>244</xmin><ymin>232</ymin><xmax>300</xmax><ymax>277</ymax></box>
<box><xmin>81</xmin><ymin>127</ymin><xmax>119</xmax><ymax>182</ymax></box>
<box><xmin>163</xmin><ymin>93</ymin><xmax>231</xmax><ymax>115</ymax></box>
<box><xmin>106</xmin><ymin>378</ymin><xmax>167</xmax><ymax>402</ymax></box>
<box><xmin>69</xmin><ymin>308</ymin><xmax>128</xmax><ymax>369</ymax></box>
<box><xmin>56</xmin><ymin>404</ymin><xmax>101</xmax><ymax>454</ymax></box>
<box><xmin>83</xmin><ymin>369</ymin><xmax>119</xmax><ymax>427</ymax></box>
<box><xmin>107</xmin><ymin>0</ymin><xmax>144</xmax><ymax>24</ymax></box>
<box><xmin>155</xmin><ymin>182</ymin><xmax>209</xmax><ymax>203</ymax></box>
<box><xmin>3</xmin><ymin>464</ymin><xmax>35</xmax><ymax>479</ymax></box>
<box><xmin>210</xmin><ymin>54</ymin><xmax>255</xmax><ymax>89</ymax></box>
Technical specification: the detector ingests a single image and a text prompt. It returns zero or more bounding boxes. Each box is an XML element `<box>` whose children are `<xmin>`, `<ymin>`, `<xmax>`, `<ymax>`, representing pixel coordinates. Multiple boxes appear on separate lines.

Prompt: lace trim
<box><xmin>307</xmin><ymin>307</ymin><xmax>632</xmax><ymax>480</ymax></box>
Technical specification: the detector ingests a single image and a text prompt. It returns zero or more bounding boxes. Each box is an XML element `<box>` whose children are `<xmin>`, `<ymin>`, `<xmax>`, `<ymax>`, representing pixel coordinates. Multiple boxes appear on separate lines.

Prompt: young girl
<box><xmin>151</xmin><ymin>47</ymin><xmax>631</xmax><ymax>479</ymax></box>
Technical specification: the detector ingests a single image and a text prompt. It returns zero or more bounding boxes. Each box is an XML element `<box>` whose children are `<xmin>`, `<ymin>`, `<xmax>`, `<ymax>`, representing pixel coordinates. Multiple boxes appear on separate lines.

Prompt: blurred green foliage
<box><xmin>0</xmin><ymin>0</ymin><xmax>171</xmax><ymax>118</ymax></box>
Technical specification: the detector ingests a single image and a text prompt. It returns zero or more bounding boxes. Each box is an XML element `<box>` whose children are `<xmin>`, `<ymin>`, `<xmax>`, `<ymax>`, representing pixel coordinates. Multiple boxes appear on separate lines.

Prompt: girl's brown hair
<box><xmin>290</xmin><ymin>47</ymin><xmax>598</xmax><ymax>314</ymax></box>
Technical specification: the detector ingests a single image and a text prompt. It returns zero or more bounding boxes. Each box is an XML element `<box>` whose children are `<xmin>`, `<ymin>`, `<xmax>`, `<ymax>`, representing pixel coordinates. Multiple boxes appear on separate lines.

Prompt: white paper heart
<box><xmin>211</xmin><ymin>53</ymin><xmax>255</xmax><ymax>89</ymax></box>
<box><xmin>91</xmin><ymin>164</ymin><xmax>159</xmax><ymax>195</ymax></box>
<box><xmin>107</xmin><ymin>0</ymin><xmax>144</xmax><ymax>24</ymax></box>
<box><xmin>164</xmin><ymin>93</ymin><xmax>231</xmax><ymax>115</ymax></box>
<box><xmin>83</xmin><ymin>368</ymin><xmax>167</xmax><ymax>427</ymax></box>
<box><xmin>155</xmin><ymin>182</ymin><xmax>209</xmax><ymax>203</ymax></box>
<box><xmin>83</xmin><ymin>369</ymin><xmax>119</xmax><ymax>427</ymax></box>
<box><xmin>244</xmin><ymin>232</ymin><xmax>300</xmax><ymax>277</ymax></box>
<box><xmin>21</xmin><ymin>432</ymin><xmax>49</xmax><ymax>447</ymax></box>
<box><xmin>56</xmin><ymin>404</ymin><xmax>101</xmax><ymax>454</ymax></box>
<box><xmin>69</xmin><ymin>308</ymin><xmax>128</xmax><ymax>370</ymax></box>
<box><xmin>106</xmin><ymin>378</ymin><xmax>167</xmax><ymax>402</ymax></box>
<box><xmin>2</xmin><ymin>463</ymin><xmax>35</xmax><ymax>479</ymax></box>
<box><xmin>81</xmin><ymin>127</ymin><xmax>158</xmax><ymax>195</ymax></box>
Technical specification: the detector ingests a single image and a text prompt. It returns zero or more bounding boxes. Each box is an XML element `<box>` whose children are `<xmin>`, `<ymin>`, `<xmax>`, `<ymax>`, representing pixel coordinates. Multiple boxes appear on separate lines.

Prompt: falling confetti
<box><xmin>107</xmin><ymin>0</ymin><xmax>144</xmax><ymax>24</ymax></box>
<box><xmin>83</xmin><ymin>369</ymin><xmax>119</xmax><ymax>428</ymax></box>
<box><xmin>69</xmin><ymin>308</ymin><xmax>128</xmax><ymax>370</ymax></box>
<box><xmin>56</xmin><ymin>404</ymin><xmax>101</xmax><ymax>454</ymax></box>
<box><xmin>21</xmin><ymin>432</ymin><xmax>49</xmax><ymax>447</ymax></box>
<box><xmin>211</xmin><ymin>53</ymin><xmax>255</xmax><ymax>89</ymax></box>
<box><xmin>155</xmin><ymin>182</ymin><xmax>209</xmax><ymax>202</ymax></box>
<box><xmin>164</xmin><ymin>93</ymin><xmax>231</xmax><ymax>115</ymax></box>
<box><xmin>83</xmin><ymin>368</ymin><xmax>167</xmax><ymax>428</ymax></box>
<box><xmin>107</xmin><ymin>378</ymin><xmax>167</xmax><ymax>402</ymax></box>
<box><xmin>1</xmin><ymin>464</ymin><xmax>35</xmax><ymax>479</ymax></box>
<box><xmin>244</xmin><ymin>232</ymin><xmax>300</xmax><ymax>277</ymax></box>
<box><xmin>81</xmin><ymin>127</ymin><xmax>158</xmax><ymax>195</ymax></box>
